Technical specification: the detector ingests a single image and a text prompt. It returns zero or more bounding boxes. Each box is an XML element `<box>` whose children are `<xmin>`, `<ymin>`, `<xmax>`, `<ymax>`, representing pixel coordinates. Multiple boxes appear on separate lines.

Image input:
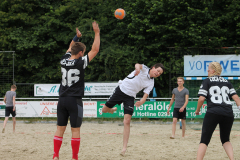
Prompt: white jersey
<box><xmin>119</xmin><ymin>64</ymin><xmax>154</xmax><ymax>98</ymax></box>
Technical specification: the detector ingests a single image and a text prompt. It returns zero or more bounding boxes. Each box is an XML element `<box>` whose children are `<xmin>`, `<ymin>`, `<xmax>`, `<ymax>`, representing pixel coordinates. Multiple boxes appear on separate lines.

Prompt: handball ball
<box><xmin>114</xmin><ymin>8</ymin><xmax>126</xmax><ymax>20</ymax></box>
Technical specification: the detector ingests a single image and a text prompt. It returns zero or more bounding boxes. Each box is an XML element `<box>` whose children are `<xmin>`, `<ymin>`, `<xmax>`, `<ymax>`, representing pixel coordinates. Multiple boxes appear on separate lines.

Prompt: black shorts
<box><xmin>5</xmin><ymin>106</ymin><xmax>16</xmax><ymax>117</ymax></box>
<box><xmin>200</xmin><ymin>112</ymin><xmax>234</xmax><ymax>146</ymax></box>
<box><xmin>57</xmin><ymin>97</ymin><xmax>83</xmax><ymax>128</ymax></box>
<box><xmin>105</xmin><ymin>86</ymin><xmax>134</xmax><ymax>115</ymax></box>
<box><xmin>173</xmin><ymin>108</ymin><xmax>186</xmax><ymax>120</ymax></box>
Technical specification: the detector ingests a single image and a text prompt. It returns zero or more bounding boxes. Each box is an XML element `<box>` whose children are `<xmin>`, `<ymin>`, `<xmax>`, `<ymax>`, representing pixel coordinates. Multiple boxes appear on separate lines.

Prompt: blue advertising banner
<box><xmin>184</xmin><ymin>55</ymin><xmax>240</xmax><ymax>76</ymax></box>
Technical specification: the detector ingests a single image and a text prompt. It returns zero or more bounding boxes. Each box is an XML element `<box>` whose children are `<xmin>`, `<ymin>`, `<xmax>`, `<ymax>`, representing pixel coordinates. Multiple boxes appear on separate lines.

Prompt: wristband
<box><xmin>73</xmin><ymin>35</ymin><xmax>79</xmax><ymax>42</ymax></box>
<box><xmin>238</xmin><ymin>106</ymin><xmax>240</xmax><ymax>110</ymax></box>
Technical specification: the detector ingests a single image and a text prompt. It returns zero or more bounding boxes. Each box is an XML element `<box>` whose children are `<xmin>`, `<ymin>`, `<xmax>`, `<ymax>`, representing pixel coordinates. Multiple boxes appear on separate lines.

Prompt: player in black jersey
<box><xmin>195</xmin><ymin>62</ymin><xmax>240</xmax><ymax>160</ymax></box>
<box><xmin>53</xmin><ymin>21</ymin><xmax>100</xmax><ymax>160</ymax></box>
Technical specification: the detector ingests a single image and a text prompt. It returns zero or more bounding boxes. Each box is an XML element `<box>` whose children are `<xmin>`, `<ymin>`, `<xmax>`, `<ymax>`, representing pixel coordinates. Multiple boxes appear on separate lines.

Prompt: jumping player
<box><xmin>195</xmin><ymin>62</ymin><xmax>240</xmax><ymax>160</ymax></box>
<box><xmin>53</xmin><ymin>21</ymin><xmax>100</xmax><ymax>160</ymax></box>
<box><xmin>167</xmin><ymin>77</ymin><xmax>189</xmax><ymax>139</ymax></box>
<box><xmin>102</xmin><ymin>63</ymin><xmax>165</xmax><ymax>156</ymax></box>
<box><xmin>2</xmin><ymin>85</ymin><xmax>17</xmax><ymax>133</ymax></box>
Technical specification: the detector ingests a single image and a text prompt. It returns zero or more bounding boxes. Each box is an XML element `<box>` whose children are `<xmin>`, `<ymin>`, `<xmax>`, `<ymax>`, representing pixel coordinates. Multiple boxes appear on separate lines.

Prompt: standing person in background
<box><xmin>53</xmin><ymin>21</ymin><xmax>100</xmax><ymax>160</ymax></box>
<box><xmin>195</xmin><ymin>62</ymin><xmax>240</xmax><ymax>160</ymax></box>
<box><xmin>167</xmin><ymin>77</ymin><xmax>189</xmax><ymax>139</ymax></box>
<box><xmin>2</xmin><ymin>85</ymin><xmax>17</xmax><ymax>133</ymax></box>
<box><xmin>102</xmin><ymin>63</ymin><xmax>165</xmax><ymax>156</ymax></box>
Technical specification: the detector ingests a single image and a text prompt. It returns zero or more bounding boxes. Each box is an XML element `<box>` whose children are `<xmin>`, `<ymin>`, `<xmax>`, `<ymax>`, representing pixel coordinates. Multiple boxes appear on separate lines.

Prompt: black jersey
<box><xmin>59</xmin><ymin>52</ymin><xmax>89</xmax><ymax>97</ymax></box>
<box><xmin>198</xmin><ymin>76</ymin><xmax>237</xmax><ymax>117</ymax></box>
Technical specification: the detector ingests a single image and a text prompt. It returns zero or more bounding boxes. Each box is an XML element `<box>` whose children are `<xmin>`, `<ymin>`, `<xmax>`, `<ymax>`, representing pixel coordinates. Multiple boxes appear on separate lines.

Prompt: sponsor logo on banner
<box><xmin>184</xmin><ymin>55</ymin><xmax>240</xmax><ymax>76</ymax></box>
<box><xmin>0</xmin><ymin>101</ymin><xmax>97</xmax><ymax>118</ymax></box>
<box><xmin>34</xmin><ymin>83</ymin><xmax>118</xmax><ymax>96</ymax></box>
<box><xmin>40</xmin><ymin>107</ymin><xmax>57</xmax><ymax>115</ymax></box>
<box><xmin>83</xmin><ymin>101</ymin><xmax>97</xmax><ymax>117</ymax></box>
<box><xmin>97</xmin><ymin>101</ymin><xmax>208</xmax><ymax>118</ymax></box>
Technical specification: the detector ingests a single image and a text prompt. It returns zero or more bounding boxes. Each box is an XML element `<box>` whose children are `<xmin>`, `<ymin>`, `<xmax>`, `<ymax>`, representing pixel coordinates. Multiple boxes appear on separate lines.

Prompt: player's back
<box><xmin>203</xmin><ymin>76</ymin><xmax>236</xmax><ymax>116</ymax></box>
<box><xmin>59</xmin><ymin>52</ymin><xmax>89</xmax><ymax>97</ymax></box>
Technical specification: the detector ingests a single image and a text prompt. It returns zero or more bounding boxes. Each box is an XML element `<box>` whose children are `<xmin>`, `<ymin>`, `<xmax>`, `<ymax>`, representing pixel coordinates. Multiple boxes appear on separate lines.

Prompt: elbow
<box><xmin>92</xmin><ymin>47</ymin><xmax>100</xmax><ymax>54</ymax></box>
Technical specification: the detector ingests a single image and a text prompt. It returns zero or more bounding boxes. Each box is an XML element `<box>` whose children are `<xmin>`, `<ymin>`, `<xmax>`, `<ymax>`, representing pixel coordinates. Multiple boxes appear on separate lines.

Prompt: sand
<box><xmin>1</xmin><ymin>121</ymin><xmax>240</xmax><ymax>160</ymax></box>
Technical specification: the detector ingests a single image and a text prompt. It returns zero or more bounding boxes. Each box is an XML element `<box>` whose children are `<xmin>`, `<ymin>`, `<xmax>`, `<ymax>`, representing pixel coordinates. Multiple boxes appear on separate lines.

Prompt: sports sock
<box><xmin>53</xmin><ymin>136</ymin><xmax>63</xmax><ymax>159</ymax></box>
<box><xmin>71</xmin><ymin>138</ymin><xmax>80</xmax><ymax>160</ymax></box>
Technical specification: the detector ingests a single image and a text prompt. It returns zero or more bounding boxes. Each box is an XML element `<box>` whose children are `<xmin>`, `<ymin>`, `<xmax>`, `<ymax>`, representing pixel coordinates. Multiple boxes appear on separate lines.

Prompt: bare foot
<box><xmin>120</xmin><ymin>149</ymin><xmax>127</xmax><ymax>156</ymax></box>
<box><xmin>170</xmin><ymin>136</ymin><xmax>175</xmax><ymax>139</ymax></box>
<box><xmin>53</xmin><ymin>157</ymin><xmax>59</xmax><ymax>160</ymax></box>
<box><xmin>109</xmin><ymin>107</ymin><xmax>117</xmax><ymax>114</ymax></box>
<box><xmin>2</xmin><ymin>128</ymin><xmax>5</xmax><ymax>133</ymax></box>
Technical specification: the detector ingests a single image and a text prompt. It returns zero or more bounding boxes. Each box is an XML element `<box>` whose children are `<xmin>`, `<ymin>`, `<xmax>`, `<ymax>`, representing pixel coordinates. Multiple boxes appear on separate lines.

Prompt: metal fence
<box><xmin>0</xmin><ymin>51</ymin><xmax>15</xmax><ymax>97</ymax></box>
<box><xmin>1</xmin><ymin>48</ymin><xmax>240</xmax><ymax>99</ymax></box>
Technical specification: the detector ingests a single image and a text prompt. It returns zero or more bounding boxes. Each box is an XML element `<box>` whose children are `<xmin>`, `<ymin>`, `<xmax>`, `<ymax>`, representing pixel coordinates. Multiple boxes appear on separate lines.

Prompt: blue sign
<box><xmin>184</xmin><ymin>55</ymin><xmax>240</xmax><ymax>76</ymax></box>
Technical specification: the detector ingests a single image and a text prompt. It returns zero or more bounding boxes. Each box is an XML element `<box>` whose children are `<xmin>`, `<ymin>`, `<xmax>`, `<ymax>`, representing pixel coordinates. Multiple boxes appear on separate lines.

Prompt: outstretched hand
<box><xmin>92</xmin><ymin>21</ymin><xmax>100</xmax><ymax>33</ymax></box>
<box><xmin>76</xmin><ymin>28</ymin><xmax>82</xmax><ymax>38</ymax></box>
<box><xmin>135</xmin><ymin>101</ymin><xmax>142</xmax><ymax>107</ymax></box>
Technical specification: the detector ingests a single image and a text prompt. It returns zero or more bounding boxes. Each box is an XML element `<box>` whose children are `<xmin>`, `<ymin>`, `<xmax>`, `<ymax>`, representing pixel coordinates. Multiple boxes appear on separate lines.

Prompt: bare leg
<box><xmin>196</xmin><ymin>143</ymin><xmax>207</xmax><ymax>160</ymax></box>
<box><xmin>102</xmin><ymin>105</ymin><xmax>117</xmax><ymax>114</ymax></box>
<box><xmin>2</xmin><ymin>117</ymin><xmax>9</xmax><ymax>133</ymax></box>
<box><xmin>223</xmin><ymin>142</ymin><xmax>234</xmax><ymax>160</ymax></box>
<box><xmin>171</xmin><ymin>118</ymin><xmax>177</xmax><ymax>138</ymax></box>
<box><xmin>71</xmin><ymin>127</ymin><xmax>80</xmax><ymax>138</ymax></box>
<box><xmin>12</xmin><ymin>117</ymin><xmax>16</xmax><ymax>133</ymax></box>
<box><xmin>54</xmin><ymin>126</ymin><xmax>67</xmax><ymax>137</ymax></box>
<box><xmin>120</xmin><ymin>114</ymin><xmax>132</xmax><ymax>156</ymax></box>
<box><xmin>181</xmin><ymin>119</ymin><xmax>186</xmax><ymax>137</ymax></box>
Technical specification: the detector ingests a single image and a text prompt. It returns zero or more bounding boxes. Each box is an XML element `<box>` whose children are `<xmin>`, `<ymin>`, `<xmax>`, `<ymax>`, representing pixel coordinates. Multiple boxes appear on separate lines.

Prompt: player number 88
<box><xmin>209</xmin><ymin>86</ymin><xmax>231</xmax><ymax>105</ymax></box>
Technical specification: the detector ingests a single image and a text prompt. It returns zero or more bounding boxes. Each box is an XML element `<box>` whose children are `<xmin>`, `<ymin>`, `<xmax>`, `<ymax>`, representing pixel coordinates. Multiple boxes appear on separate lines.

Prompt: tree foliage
<box><xmin>1</xmin><ymin>0</ymin><xmax>240</xmax><ymax>97</ymax></box>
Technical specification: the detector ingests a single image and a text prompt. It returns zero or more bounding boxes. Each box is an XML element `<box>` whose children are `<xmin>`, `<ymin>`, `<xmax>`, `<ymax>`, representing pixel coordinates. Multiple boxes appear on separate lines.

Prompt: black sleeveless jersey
<box><xmin>198</xmin><ymin>75</ymin><xmax>237</xmax><ymax>117</ymax></box>
<box><xmin>59</xmin><ymin>52</ymin><xmax>89</xmax><ymax>97</ymax></box>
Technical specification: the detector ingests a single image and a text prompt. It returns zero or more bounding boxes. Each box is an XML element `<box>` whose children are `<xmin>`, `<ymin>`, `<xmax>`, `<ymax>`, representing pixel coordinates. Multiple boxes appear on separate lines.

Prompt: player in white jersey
<box><xmin>102</xmin><ymin>63</ymin><xmax>165</xmax><ymax>156</ymax></box>
<box><xmin>195</xmin><ymin>62</ymin><xmax>240</xmax><ymax>160</ymax></box>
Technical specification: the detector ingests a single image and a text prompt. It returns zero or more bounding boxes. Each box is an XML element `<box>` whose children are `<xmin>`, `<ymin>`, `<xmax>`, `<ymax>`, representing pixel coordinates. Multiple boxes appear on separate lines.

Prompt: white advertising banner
<box><xmin>184</xmin><ymin>55</ymin><xmax>240</xmax><ymax>76</ymax></box>
<box><xmin>0</xmin><ymin>101</ymin><xmax>97</xmax><ymax>118</ymax></box>
<box><xmin>34</xmin><ymin>83</ymin><xmax>118</xmax><ymax>96</ymax></box>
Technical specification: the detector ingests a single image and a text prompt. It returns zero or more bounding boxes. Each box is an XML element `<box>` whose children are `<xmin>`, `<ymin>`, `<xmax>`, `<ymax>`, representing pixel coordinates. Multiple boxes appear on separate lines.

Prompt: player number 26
<box><xmin>61</xmin><ymin>68</ymin><xmax>80</xmax><ymax>87</ymax></box>
<box><xmin>209</xmin><ymin>86</ymin><xmax>231</xmax><ymax>105</ymax></box>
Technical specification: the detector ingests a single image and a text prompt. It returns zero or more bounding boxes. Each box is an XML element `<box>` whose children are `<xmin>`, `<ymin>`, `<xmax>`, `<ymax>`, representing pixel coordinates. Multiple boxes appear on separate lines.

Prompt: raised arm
<box><xmin>66</xmin><ymin>28</ymin><xmax>82</xmax><ymax>53</ymax></box>
<box><xmin>134</xmin><ymin>63</ymin><xmax>142</xmax><ymax>76</ymax></box>
<box><xmin>88</xmin><ymin>21</ymin><xmax>100</xmax><ymax>62</ymax></box>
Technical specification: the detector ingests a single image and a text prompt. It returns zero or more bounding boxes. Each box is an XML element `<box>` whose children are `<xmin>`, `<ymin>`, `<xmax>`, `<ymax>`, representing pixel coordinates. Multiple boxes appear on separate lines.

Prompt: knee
<box><xmin>123</xmin><ymin>119</ymin><xmax>131</xmax><ymax>125</ymax></box>
<box><xmin>221</xmin><ymin>138</ymin><xmax>229</xmax><ymax>145</ymax></box>
<box><xmin>173</xmin><ymin>119</ymin><xmax>177</xmax><ymax>124</ymax></box>
<box><xmin>181</xmin><ymin>120</ymin><xmax>186</xmax><ymax>126</ymax></box>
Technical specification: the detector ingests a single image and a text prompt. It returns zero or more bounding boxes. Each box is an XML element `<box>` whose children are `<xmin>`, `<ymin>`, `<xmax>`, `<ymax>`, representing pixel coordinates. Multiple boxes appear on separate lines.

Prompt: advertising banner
<box><xmin>97</xmin><ymin>101</ymin><xmax>207</xmax><ymax>118</ymax></box>
<box><xmin>0</xmin><ymin>101</ymin><xmax>239</xmax><ymax>118</ymax></box>
<box><xmin>184</xmin><ymin>55</ymin><xmax>240</xmax><ymax>76</ymax></box>
<box><xmin>0</xmin><ymin>101</ymin><xmax>97</xmax><ymax>118</ymax></box>
<box><xmin>97</xmin><ymin>101</ymin><xmax>240</xmax><ymax>119</ymax></box>
<box><xmin>34</xmin><ymin>83</ymin><xmax>119</xmax><ymax>96</ymax></box>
